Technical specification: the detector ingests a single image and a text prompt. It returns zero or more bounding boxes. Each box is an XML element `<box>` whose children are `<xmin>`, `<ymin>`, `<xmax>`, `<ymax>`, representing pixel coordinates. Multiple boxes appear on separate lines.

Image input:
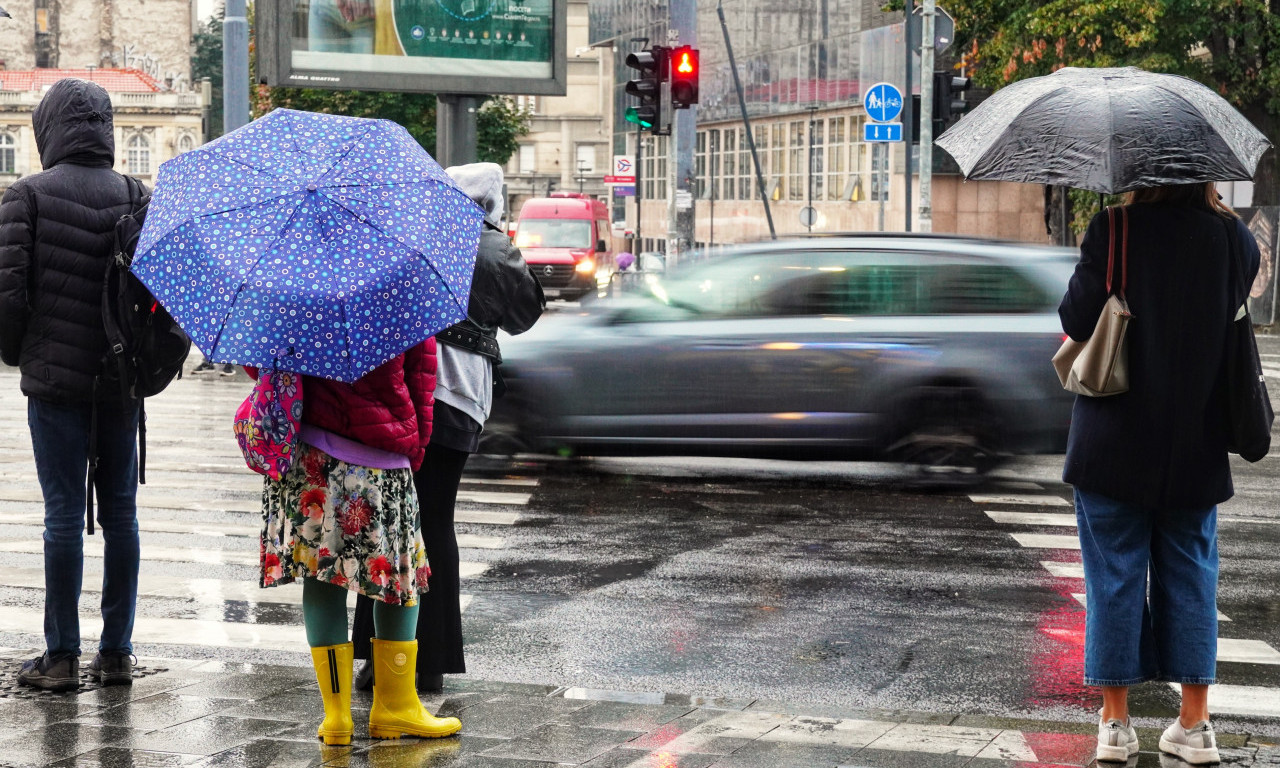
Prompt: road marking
<box><xmin>1041</xmin><ymin>561</ymin><xmax>1085</xmax><ymax>579</ymax></box>
<box><xmin>1262</xmin><ymin>363</ymin><xmax>1280</xmax><ymax>380</ymax></box>
<box><xmin>456</xmin><ymin>508</ymin><xmax>522</xmax><ymax>526</ymax></box>
<box><xmin>0</xmin><ymin>540</ymin><xmax>492</xmax><ymax>576</ymax></box>
<box><xmin>0</xmin><ymin>604</ymin><xmax>305</xmax><ymax>652</ymax></box>
<box><xmin>969</xmin><ymin>494</ymin><xmax>1071</xmax><ymax>507</ymax></box>
<box><xmin>1173</xmin><ymin>683</ymin><xmax>1280</xmax><ymax>718</ymax></box>
<box><xmin>461</xmin><ymin>477</ymin><xmax>540</xmax><ymax>487</ymax></box>
<box><xmin>986</xmin><ymin>511</ymin><xmax>1077</xmax><ymax>527</ymax></box>
<box><xmin>1011</xmin><ymin>533</ymin><xmax>1080</xmax><ymax>550</ymax></box>
<box><xmin>1072</xmin><ymin>593</ymin><xmax>1230</xmax><ymax>622</ymax></box>
<box><xmin>1218</xmin><ymin>638</ymin><xmax>1280</xmax><ymax>665</ymax></box>
<box><xmin>457</xmin><ymin>490</ymin><xmax>532</xmax><ymax>505</ymax></box>
<box><xmin>864</xmin><ymin>723</ymin><xmax>1021</xmax><ymax>758</ymax></box>
<box><xmin>0</xmin><ymin>488</ymin><xmax>531</xmax><ymax>512</ymax></box>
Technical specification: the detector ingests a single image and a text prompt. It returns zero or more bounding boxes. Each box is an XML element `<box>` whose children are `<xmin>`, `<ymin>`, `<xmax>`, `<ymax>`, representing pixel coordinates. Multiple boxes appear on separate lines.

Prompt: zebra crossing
<box><xmin>975</xmin><ymin>486</ymin><xmax>1280</xmax><ymax>718</ymax></box>
<box><xmin>1261</xmin><ymin>352</ymin><xmax>1280</xmax><ymax>381</ymax></box>
<box><xmin>0</xmin><ymin>371</ymin><xmax>537</xmax><ymax>659</ymax></box>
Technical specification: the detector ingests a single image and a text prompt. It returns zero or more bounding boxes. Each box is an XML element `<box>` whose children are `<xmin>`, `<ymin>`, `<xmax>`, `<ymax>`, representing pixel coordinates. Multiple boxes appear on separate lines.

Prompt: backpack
<box><xmin>85</xmin><ymin>175</ymin><xmax>192</xmax><ymax>533</ymax></box>
<box><xmin>103</xmin><ymin>175</ymin><xmax>191</xmax><ymax>401</ymax></box>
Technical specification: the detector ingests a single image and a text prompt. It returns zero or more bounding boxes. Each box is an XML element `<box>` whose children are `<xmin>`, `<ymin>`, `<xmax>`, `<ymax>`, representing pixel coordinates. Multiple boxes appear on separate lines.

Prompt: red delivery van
<box><xmin>513</xmin><ymin>193</ymin><xmax>614</xmax><ymax>301</ymax></box>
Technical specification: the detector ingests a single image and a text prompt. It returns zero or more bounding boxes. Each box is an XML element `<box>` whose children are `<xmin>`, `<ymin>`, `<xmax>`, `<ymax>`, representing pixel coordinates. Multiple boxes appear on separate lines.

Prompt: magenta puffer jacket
<box><xmin>300</xmin><ymin>338</ymin><xmax>437</xmax><ymax>471</ymax></box>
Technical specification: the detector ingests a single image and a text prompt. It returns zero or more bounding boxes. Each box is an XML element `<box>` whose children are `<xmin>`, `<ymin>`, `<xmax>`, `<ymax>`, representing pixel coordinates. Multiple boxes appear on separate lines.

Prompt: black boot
<box><xmin>353</xmin><ymin>658</ymin><xmax>374</xmax><ymax>692</ymax></box>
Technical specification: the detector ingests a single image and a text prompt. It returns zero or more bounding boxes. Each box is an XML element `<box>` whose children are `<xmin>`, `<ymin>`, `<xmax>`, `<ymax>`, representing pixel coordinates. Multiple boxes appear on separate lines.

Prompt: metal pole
<box><xmin>717</xmin><ymin>0</ymin><xmax>775</xmax><ymax>239</ymax></box>
<box><xmin>436</xmin><ymin>95</ymin><xmax>481</xmax><ymax>168</ymax></box>
<box><xmin>222</xmin><ymin>0</ymin><xmax>249</xmax><ymax>133</ymax></box>
<box><xmin>918</xmin><ymin>0</ymin><xmax>935</xmax><ymax>232</ymax></box>
<box><xmin>901</xmin><ymin>0</ymin><xmax>914</xmax><ymax>232</ymax></box>
<box><xmin>877</xmin><ymin>144</ymin><xmax>886</xmax><ymax>231</ymax></box>
<box><xmin>635</xmin><ymin>126</ymin><xmax>643</xmax><ymax>252</ymax></box>
<box><xmin>807</xmin><ymin>106</ymin><xmax>816</xmax><ymax>232</ymax></box>
<box><xmin>670</xmin><ymin>0</ymin><xmax>696</xmax><ymax>267</ymax></box>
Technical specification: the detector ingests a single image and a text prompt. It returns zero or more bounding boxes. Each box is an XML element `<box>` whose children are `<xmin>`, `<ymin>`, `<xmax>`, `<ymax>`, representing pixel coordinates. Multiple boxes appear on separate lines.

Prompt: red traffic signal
<box><xmin>670</xmin><ymin>46</ymin><xmax>699</xmax><ymax>109</ymax></box>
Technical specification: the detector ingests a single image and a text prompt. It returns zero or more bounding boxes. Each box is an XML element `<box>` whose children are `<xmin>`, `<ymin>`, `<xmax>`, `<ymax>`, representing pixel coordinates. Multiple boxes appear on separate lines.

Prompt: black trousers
<box><xmin>352</xmin><ymin>441</ymin><xmax>470</xmax><ymax>674</ymax></box>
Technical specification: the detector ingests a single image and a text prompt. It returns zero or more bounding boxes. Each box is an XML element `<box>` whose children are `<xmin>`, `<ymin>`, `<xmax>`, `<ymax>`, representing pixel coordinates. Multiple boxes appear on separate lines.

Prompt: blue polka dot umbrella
<box><xmin>132</xmin><ymin>108</ymin><xmax>483</xmax><ymax>382</ymax></box>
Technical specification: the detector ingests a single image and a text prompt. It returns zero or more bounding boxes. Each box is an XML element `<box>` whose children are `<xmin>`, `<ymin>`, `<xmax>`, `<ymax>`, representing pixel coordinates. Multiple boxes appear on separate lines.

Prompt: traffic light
<box><xmin>933</xmin><ymin>71</ymin><xmax>972</xmax><ymax>126</ymax></box>
<box><xmin>669</xmin><ymin>46</ymin><xmax>699</xmax><ymax>109</ymax></box>
<box><xmin>625</xmin><ymin>45</ymin><xmax>668</xmax><ymax>135</ymax></box>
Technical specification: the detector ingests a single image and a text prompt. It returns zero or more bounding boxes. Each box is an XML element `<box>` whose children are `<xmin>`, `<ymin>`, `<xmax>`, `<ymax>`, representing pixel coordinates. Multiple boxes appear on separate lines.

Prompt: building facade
<box><xmin>0</xmin><ymin>69</ymin><xmax>205</xmax><ymax>193</ymax></box>
<box><xmin>0</xmin><ymin>0</ymin><xmax>198</xmax><ymax>92</ymax></box>
<box><xmin>591</xmin><ymin>0</ymin><xmax>1049</xmax><ymax>250</ymax></box>
<box><xmin>503</xmin><ymin>0</ymin><xmax>614</xmax><ymax>223</ymax></box>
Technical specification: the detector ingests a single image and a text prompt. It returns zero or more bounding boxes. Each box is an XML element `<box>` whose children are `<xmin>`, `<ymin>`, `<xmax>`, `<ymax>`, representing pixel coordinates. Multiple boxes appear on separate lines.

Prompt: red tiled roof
<box><xmin>0</xmin><ymin>68</ymin><xmax>164</xmax><ymax>93</ymax></box>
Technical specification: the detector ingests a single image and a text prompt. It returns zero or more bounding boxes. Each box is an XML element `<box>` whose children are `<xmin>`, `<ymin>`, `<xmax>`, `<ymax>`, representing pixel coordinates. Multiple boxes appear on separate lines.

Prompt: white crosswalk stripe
<box><xmin>968</xmin><ymin>493</ymin><xmax>1071</xmax><ymax>507</ymax></box>
<box><xmin>982</xmin><ymin>491</ymin><xmax>1280</xmax><ymax>715</ymax></box>
<box><xmin>0</xmin><ymin>372</ymin><xmax>537</xmax><ymax>655</ymax></box>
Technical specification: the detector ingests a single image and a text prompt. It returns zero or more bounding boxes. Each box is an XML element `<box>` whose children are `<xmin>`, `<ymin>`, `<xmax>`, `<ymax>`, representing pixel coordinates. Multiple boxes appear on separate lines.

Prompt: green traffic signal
<box><xmin>625</xmin><ymin>106</ymin><xmax>654</xmax><ymax>129</ymax></box>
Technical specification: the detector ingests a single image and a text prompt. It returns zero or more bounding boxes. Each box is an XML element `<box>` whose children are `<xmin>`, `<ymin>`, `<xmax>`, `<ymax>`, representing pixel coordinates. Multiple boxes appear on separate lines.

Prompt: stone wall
<box><xmin>0</xmin><ymin>0</ymin><xmax>194</xmax><ymax>90</ymax></box>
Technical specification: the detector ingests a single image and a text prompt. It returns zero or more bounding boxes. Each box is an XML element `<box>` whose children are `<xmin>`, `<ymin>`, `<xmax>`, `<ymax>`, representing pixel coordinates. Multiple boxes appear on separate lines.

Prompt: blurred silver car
<box><xmin>488</xmin><ymin>234</ymin><xmax>1077</xmax><ymax>477</ymax></box>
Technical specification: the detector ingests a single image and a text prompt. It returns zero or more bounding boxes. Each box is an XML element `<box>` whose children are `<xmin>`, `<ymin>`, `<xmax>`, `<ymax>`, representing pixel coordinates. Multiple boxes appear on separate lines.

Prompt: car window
<box><xmin>515</xmin><ymin>219</ymin><xmax>591</xmax><ymax>249</ymax></box>
<box><xmin>762</xmin><ymin>264</ymin><xmax>929</xmax><ymax>316</ymax></box>
<box><xmin>927</xmin><ymin>264</ymin><xmax>1049</xmax><ymax>314</ymax></box>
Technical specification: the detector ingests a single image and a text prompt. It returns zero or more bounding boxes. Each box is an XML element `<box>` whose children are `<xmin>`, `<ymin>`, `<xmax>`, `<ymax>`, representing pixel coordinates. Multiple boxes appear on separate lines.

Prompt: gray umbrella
<box><xmin>936</xmin><ymin>66</ymin><xmax>1271</xmax><ymax>194</ymax></box>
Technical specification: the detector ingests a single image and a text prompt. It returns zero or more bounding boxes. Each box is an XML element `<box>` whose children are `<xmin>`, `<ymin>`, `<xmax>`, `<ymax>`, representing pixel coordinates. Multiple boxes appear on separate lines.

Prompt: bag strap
<box><xmin>1105</xmin><ymin>206</ymin><xmax>1129</xmax><ymax>300</ymax></box>
<box><xmin>1222</xmin><ymin>215</ymin><xmax>1247</xmax><ymax>318</ymax></box>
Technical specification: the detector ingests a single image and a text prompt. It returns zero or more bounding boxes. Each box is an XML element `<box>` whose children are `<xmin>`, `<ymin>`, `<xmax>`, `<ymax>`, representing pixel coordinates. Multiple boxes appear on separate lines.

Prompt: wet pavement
<box><xmin>0</xmin><ymin>334</ymin><xmax>1278</xmax><ymax>766</ymax></box>
<box><xmin>0</xmin><ymin>647</ymin><xmax>1277</xmax><ymax>767</ymax></box>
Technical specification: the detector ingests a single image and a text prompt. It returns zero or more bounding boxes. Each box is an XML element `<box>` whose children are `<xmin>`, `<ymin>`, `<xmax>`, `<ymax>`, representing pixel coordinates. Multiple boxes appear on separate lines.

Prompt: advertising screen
<box><xmin>258</xmin><ymin>0</ymin><xmax>567</xmax><ymax>96</ymax></box>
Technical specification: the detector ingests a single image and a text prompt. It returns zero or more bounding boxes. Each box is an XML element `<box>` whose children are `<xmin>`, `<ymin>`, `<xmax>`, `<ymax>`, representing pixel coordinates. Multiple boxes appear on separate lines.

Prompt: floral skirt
<box><xmin>260</xmin><ymin>440</ymin><xmax>429</xmax><ymax>605</ymax></box>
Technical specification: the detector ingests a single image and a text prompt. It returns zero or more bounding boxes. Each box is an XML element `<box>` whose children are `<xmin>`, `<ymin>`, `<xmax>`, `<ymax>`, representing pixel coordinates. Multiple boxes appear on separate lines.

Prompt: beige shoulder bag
<box><xmin>1052</xmin><ymin>206</ymin><xmax>1133</xmax><ymax>397</ymax></box>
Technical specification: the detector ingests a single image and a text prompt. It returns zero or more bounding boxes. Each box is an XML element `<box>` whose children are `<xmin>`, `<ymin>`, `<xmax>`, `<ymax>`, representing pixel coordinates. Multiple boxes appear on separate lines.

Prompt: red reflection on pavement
<box><xmin>1027</xmin><ymin>564</ymin><xmax>1093</xmax><ymax>711</ymax></box>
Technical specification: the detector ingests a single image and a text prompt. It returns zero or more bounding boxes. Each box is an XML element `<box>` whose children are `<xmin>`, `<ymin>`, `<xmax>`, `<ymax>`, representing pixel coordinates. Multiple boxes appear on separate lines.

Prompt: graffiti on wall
<box><xmin>118</xmin><ymin>43</ymin><xmax>191</xmax><ymax>92</ymax></box>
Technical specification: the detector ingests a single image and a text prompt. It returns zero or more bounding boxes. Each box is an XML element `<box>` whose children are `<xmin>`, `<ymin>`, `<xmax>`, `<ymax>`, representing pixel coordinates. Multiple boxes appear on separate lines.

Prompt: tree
<box><xmin>191</xmin><ymin>5</ymin><xmax>225</xmax><ymax>140</ymax></box>
<box><xmin>941</xmin><ymin>0</ymin><xmax>1280</xmax><ymax>206</ymax></box>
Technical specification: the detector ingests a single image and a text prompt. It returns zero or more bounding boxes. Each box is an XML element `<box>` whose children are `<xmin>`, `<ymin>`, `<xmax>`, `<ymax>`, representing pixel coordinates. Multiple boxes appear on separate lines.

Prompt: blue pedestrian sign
<box><xmin>863</xmin><ymin>82</ymin><xmax>904</xmax><ymax>123</ymax></box>
<box><xmin>864</xmin><ymin>122</ymin><xmax>903</xmax><ymax>142</ymax></box>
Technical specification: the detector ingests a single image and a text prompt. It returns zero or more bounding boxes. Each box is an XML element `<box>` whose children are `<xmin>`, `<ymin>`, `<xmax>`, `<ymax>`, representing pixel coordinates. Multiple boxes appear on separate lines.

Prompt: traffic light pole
<box><xmin>669</xmin><ymin>0</ymin><xmax>697</xmax><ymax>266</ymax></box>
<box><xmin>635</xmin><ymin>124</ymin><xmax>643</xmax><ymax>252</ymax></box>
<box><xmin>716</xmin><ymin>0</ymin><xmax>775</xmax><ymax>240</ymax></box>
<box><xmin>901</xmin><ymin>0</ymin><xmax>914</xmax><ymax>232</ymax></box>
<box><xmin>918</xmin><ymin>0</ymin><xmax>935</xmax><ymax>232</ymax></box>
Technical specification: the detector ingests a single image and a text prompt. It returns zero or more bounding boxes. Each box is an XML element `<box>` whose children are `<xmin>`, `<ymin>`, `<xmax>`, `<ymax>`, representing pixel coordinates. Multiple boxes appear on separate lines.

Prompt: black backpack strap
<box><xmin>86</xmin><ymin>380</ymin><xmax>99</xmax><ymax>535</ymax></box>
<box><xmin>138</xmin><ymin>400</ymin><xmax>147</xmax><ymax>486</ymax></box>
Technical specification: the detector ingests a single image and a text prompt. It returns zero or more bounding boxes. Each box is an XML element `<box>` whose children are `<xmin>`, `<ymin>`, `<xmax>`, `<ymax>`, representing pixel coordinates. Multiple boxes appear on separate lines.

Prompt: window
<box><xmin>810</xmin><ymin>117</ymin><xmax>825</xmax><ymax>201</ymax></box>
<box><xmin>826</xmin><ymin>117</ymin><xmax>845</xmax><ymax>201</ymax></box>
<box><xmin>0</xmin><ymin>132</ymin><xmax>15</xmax><ymax>174</ymax></box>
<box><xmin>928</xmin><ymin>264</ymin><xmax>1048</xmax><ymax>314</ymax></box>
<box><xmin>514</xmin><ymin>219</ymin><xmax>592</xmax><ymax>249</ymax></box>
<box><xmin>575</xmin><ymin>144</ymin><xmax>595</xmax><ymax>174</ymax></box>
<box><xmin>126</xmin><ymin>134</ymin><xmax>151</xmax><ymax>176</ymax></box>
<box><xmin>788</xmin><ymin>121</ymin><xmax>804</xmax><ymax>201</ymax></box>
<box><xmin>518</xmin><ymin>144</ymin><xmax>536</xmax><ymax>174</ymax></box>
<box><xmin>721</xmin><ymin>128</ymin><xmax>736</xmax><ymax>201</ymax></box>
<box><xmin>177</xmin><ymin>133</ymin><xmax>195</xmax><ymax>154</ymax></box>
<box><xmin>694</xmin><ymin>130</ymin><xmax>707</xmax><ymax>198</ymax></box>
<box><xmin>739</xmin><ymin>128</ymin><xmax>752</xmax><ymax>200</ymax></box>
<box><xmin>643</xmin><ymin>136</ymin><xmax>656</xmax><ymax>199</ymax></box>
<box><xmin>708</xmin><ymin>129</ymin><xmax>721</xmax><ymax>201</ymax></box>
<box><xmin>769</xmin><ymin>125</ymin><xmax>784</xmax><ymax>199</ymax></box>
<box><xmin>655</xmin><ymin>136</ymin><xmax>668</xmax><ymax>200</ymax></box>
<box><xmin>515</xmin><ymin>95</ymin><xmax>539</xmax><ymax>114</ymax></box>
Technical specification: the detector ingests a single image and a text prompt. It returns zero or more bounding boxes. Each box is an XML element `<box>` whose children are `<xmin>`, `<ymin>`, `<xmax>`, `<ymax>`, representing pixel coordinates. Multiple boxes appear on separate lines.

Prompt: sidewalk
<box><xmin>0</xmin><ymin>649</ymin><xmax>1277</xmax><ymax>768</ymax></box>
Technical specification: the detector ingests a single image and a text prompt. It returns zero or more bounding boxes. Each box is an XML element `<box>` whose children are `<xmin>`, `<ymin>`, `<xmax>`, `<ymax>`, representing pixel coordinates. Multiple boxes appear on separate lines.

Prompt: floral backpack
<box><xmin>233</xmin><ymin>368</ymin><xmax>303</xmax><ymax>481</ymax></box>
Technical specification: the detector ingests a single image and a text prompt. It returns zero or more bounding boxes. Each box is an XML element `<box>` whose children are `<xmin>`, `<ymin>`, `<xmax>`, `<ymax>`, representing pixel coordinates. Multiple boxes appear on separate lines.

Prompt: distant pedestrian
<box><xmin>1059</xmin><ymin>183</ymin><xmax>1258</xmax><ymax>765</ymax></box>
<box><xmin>0</xmin><ymin>79</ymin><xmax>146</xmax><ymax>691</ymax></box>
<box><xmin>254</xmin><ymin>338</ymin><xmax>461</xmax><ymax>743</ymax></box>
<box><xmin>351</xmin><ymin>162</ymin><xmax>545</xmax><ymax>692</ymax></box>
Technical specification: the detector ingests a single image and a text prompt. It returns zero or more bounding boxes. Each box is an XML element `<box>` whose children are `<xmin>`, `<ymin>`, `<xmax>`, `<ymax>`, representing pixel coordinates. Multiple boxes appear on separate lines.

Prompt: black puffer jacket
<box><xmin>0</xmin><ymin>78</ymin><xmax>136</xmax><ymax>403</ymax></box>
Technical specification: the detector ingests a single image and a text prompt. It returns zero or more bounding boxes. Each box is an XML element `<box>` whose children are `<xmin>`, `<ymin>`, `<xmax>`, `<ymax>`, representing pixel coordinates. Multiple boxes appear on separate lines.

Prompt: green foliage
<box><xmin>476</xmin><ymin>97</ymin><xmax>531</xmax><ymax>166</ymax></box>
<box><xmin>266</xmin><ymin>89</ymin><xmax>440</xmax><ymax>152</ymax></box>
<box><xmin>942</xmin><ymin>0</ymin><xmax>1280</xmax><ymax>208</ymax></box>
<box><xmin>191</xmin><ymin>7</ymin><xmax>225</xmax><ymax>139</ymax></box>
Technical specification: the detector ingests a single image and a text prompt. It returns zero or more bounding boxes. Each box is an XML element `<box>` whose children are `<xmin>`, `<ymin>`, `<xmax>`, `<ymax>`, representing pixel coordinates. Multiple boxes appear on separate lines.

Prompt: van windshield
<box><xmin>515</xmin><ymin>219</ymin><xmax>592</xmax><ymax>249</ymax></box>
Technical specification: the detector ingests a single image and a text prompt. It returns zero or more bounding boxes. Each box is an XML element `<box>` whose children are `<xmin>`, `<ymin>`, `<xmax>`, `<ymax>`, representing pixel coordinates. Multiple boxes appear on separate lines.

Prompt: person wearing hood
<box><xmin>350</xmin><ymin>162</ymin><xmax>545</xmax><ymax>691</ymax></box>
<box><xmin>0</xmin><ymin>79</ymin><xmax>145</xmax><ymax>690</ymax></box>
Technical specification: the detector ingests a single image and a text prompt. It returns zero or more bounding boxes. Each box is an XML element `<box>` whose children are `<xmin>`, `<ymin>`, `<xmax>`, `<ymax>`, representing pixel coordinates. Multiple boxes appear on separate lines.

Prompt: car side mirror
<box><xmin>597</xmin><ymin>239</ymin><xmax>608</xmax><ymax>252</ymax></box>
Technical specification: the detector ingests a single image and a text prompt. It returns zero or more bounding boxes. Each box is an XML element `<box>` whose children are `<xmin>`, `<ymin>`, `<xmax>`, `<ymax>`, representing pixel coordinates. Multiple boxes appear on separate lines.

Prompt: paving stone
<box><xmin>837</xmin><ymin>746</ymin><xmax>971</xmax><ymax>767</ymax></box>
<box><xmin>552</xmin><ymin>701</ymin><xmax>697</xmax><ymax>733</ymax></box>
<box><xmin>625</xmin><ymin>710</ymin><xmax>773</xmax><ymax>755</ymax></box>
<box><xmin>756</xmin><ymin>716</ymin><xmax>896</xmax><ymax>750</ymax></box>
<box><xmin>702</xmin><ymin>740</ymin><xmax>863</xmax><ymax>768</ymax></box>
<box><xmin>46</xmin><ymin>746</ymin><xmax>206</xmax><ymax>768</ymax></box>
<box><xmin>217</xmin><ymin>692</ymin><xmax>324</xmax><ymax>723</ymax></box>
<box><xmin>477</xmin><ymin>723</ymin><xmax>639</xmax><ymax>763</ymax></box>
<box><xmin>70</xmin><ymin>694</ymin><xmax>241</xmax><ymax>731</ymax></box>
<box><xmin>447</xmin><ymin>696</ymin><xmax>594</xmax><ymax>739</ymax></box>
<box><xmin>189</xmin><ymin>739</ymin><xmax>357</xmax><ymax>768</ymax></box>
<box><xmin>0</xmin><ymin>699</ymin><xmax>104</xmax><ymax>730</ymax></box>
<box><xmin>160</xmin><ymin>673</ymin><xmax>309</xmax><ymax>701</ymax></box>
<box><xmin>339</xmin><ymin>735</ymin><xmax>504</xmax><ymax>768</ymax></box>
<box><xmin>581</xmin><ymin>747</ymin><xmax>720</xmax><ymax>767</ymax></box>
<box><xmin>127</xmin><ymin>715</ymin><xmax>287</xmax><ymax>756</ymax></box>
<box><xmin>0</xmin><ymin>723</ymin><xmax>145</xmax><ymax>767</ymax></box>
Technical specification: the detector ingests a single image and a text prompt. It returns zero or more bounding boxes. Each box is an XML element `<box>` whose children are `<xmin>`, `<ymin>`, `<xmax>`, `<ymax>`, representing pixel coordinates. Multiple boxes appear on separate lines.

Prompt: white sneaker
<box><xmin>1097</xmin><ymin>715</ymin><xmax>1139</xmax><ymax>762</ymax></box>
<box><xmin>1159</xmin><ymin>719</ymin><xmax>1220</xmax><ymax>764</ymax></box>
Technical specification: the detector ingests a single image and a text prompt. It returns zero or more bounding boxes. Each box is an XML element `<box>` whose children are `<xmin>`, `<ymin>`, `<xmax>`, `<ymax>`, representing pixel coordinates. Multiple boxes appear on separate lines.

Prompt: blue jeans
<box><xmin>1075</xmin><ymin>488</ymin><xmax>1218</xmax><ymax>686</ymax></box>
<box><xmin>28</xmin><ymin>398</ymin><xmax>141</xmax><ymax>657</ymax></box>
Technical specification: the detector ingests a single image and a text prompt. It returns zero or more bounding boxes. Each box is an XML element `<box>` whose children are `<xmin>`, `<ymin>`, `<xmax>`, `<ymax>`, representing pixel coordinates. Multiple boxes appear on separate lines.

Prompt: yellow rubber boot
<box><xmin>309</xmin><ymin>642</ymin><xmax>354</xmax><ymax>746</ymax></box>
<box><xmin>368</xmin><ymin>638</ymin><xmax>462</xmax><ymax>739</ymax></box>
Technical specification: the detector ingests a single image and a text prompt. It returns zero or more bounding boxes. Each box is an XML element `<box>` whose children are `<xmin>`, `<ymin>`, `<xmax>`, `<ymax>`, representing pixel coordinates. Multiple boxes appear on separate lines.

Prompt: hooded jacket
<box><xmin>0</xmin><ymin>78</ymin><xmax>136</xmax><ymax>403</ymax></box>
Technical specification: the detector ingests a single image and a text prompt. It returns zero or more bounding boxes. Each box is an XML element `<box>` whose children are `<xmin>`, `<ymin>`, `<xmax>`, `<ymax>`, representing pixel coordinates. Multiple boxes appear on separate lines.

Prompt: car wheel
<box><xmin>887</xmin><ymin>385</ymin><xmax>1005</xmax><ymax>486</ymax></box>
<box><xmin>476</xmin><ymin>411</ymin><xmax>530</xmax><ymax>457</ymax></box>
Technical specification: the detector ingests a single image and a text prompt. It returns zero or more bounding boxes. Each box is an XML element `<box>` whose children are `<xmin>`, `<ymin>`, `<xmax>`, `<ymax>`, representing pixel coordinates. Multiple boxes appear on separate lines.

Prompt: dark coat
<box><xmin>452</xmin><ymin>223</ymin><xmax>544</xmax><ymax>343</ymax></box>
<box><xmin>1059</xmin><ymin>202</ymin><xmax>1259</xmax><ymax>509</ymax></box>
<box><xmin>0</xmin><ymin>78</ymin><xmax>136</xmax><ymax>403</ymax></box>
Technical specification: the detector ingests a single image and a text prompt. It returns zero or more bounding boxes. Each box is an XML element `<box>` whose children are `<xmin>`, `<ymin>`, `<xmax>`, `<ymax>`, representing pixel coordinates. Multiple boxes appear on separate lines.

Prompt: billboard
<box><xmin>257</xmin><ymin>0</ymin><xmax>567</xmax><ymax>96</ymax></box>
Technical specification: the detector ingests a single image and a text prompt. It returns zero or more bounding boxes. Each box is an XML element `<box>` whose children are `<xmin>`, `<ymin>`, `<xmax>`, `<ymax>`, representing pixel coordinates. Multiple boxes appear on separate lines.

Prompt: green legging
<box><xmin>303</xmin><ymin>578</ymin><xmax>418</xmax><ymax>647</ymax></box>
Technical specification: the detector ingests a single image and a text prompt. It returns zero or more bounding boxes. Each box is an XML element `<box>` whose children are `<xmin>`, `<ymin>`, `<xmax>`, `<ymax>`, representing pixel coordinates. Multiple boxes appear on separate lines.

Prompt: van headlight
<box><xmin>574</xmin><ymin>259</ymin><xmax>596</xmax><ymax>274</ymax></box>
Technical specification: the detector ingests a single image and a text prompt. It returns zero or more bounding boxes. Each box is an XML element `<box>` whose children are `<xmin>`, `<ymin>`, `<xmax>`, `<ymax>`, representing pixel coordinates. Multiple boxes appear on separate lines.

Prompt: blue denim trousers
<box><xmin>28</xmin><ymin>398</ymin><xmax>141</xmax><ymax>657</ymax></box>
<box><xmin>1074</xmin><ymin>488</ymin><xmax>1218</xmax><ymax>686</ymax></box>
